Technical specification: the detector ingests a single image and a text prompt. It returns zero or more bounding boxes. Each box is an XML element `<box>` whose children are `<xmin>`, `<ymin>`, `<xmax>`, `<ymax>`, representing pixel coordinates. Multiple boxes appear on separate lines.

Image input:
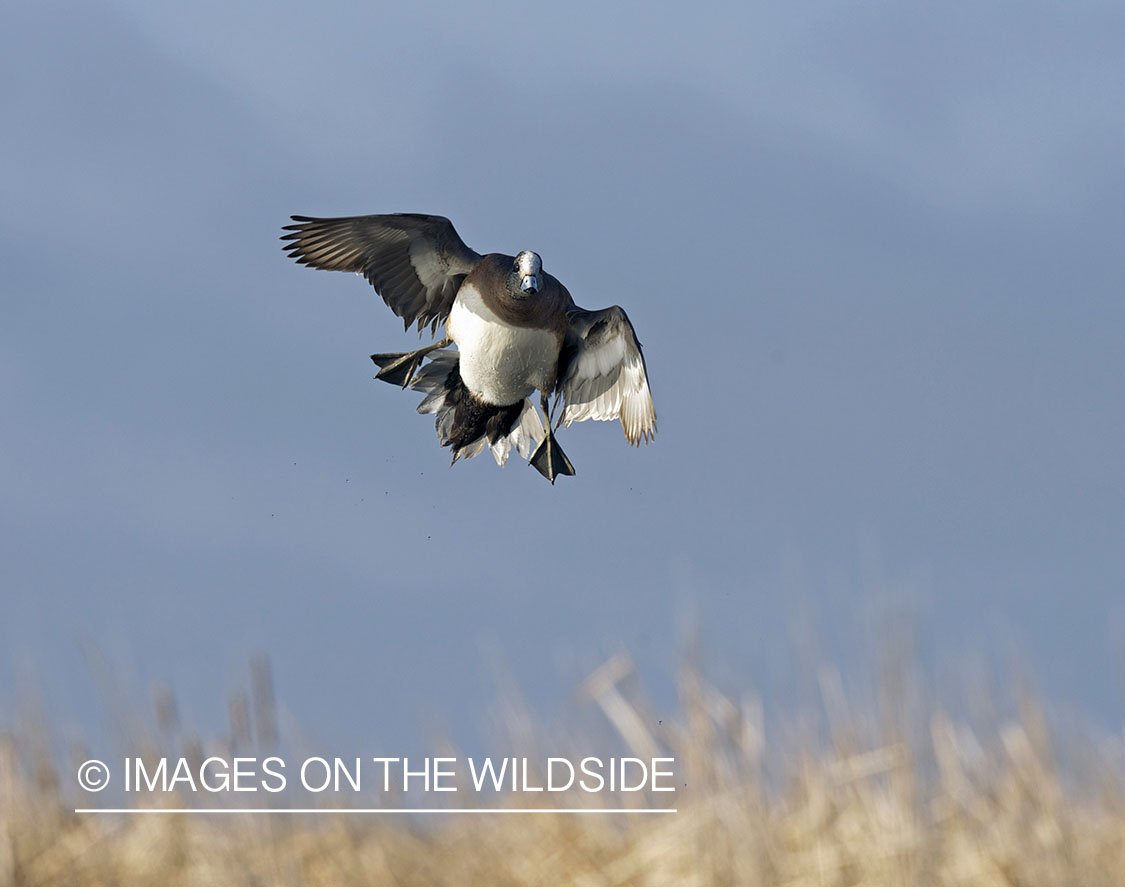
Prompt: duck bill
<box><xmin>520</xmin><ymin>274</ymin><xmax>540</xmax><ymax>294</ymax></box>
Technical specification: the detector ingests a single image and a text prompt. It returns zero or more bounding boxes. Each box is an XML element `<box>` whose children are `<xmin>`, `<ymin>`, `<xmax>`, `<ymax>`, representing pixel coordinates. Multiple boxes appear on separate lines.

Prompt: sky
<box><xmin>2</xmin><ymin>0</ymin><xmax>1124</xmax><ymax>759</ymax></box>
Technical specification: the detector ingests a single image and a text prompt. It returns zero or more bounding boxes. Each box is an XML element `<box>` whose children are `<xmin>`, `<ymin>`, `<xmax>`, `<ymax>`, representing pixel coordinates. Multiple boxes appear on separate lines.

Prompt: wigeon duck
<box><xmin>282</xmin><ymin>213</ymin><xmax>656</xmax><ymax>482</ymax></box>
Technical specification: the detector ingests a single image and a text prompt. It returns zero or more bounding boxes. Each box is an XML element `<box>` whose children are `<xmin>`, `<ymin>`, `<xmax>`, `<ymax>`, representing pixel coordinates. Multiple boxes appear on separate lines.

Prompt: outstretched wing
<box><xmin>557</xmin><ymin>306</ymin><xmax>656</xmax><ymax>446</ymax></box>
<box><xmin>281</xmin><ymin>214</ymin><xmax>482</xmax><ymax>334</ymax></box>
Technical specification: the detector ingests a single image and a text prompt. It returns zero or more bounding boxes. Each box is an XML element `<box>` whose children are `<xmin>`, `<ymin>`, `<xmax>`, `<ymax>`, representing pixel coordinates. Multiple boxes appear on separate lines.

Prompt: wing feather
<box><xmin>281</xmin><ymin>214</ymin><xmax>481</xmax><ymax>334</ymax></box>
<box><xmin>557</xmin><ymin>306</ymin><xmax>656</xmax><ymax>446</ymax></box>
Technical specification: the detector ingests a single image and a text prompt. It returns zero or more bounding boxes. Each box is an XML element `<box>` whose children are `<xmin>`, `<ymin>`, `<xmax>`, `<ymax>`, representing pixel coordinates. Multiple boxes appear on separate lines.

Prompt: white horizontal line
<box><xmin>75</xmin><ymin>808</ymin><xmax>676</xmax><ymax>815</ymax></box>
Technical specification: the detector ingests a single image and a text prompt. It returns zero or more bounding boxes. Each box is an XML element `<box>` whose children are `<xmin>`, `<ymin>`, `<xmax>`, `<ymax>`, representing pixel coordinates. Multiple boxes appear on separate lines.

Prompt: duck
<box><xmin>281</xmin><ymin>213</ymin><xmax>656</xmax><ymax>483</ymax></box>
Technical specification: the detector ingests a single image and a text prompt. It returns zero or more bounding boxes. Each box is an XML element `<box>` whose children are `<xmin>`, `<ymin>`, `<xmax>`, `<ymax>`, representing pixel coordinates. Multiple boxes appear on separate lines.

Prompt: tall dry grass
<box><xmin>2</xmin><ymin>652</ymin><xmax>1124</xmax><ymax>886</ymax></box>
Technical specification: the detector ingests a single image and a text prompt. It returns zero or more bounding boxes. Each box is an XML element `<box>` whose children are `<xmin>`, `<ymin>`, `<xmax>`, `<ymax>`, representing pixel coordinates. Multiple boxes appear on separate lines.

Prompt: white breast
<box><xmin>447</xmin><ymin>283</ymin><xmax>559</xmax><ymax>406</ymax></box>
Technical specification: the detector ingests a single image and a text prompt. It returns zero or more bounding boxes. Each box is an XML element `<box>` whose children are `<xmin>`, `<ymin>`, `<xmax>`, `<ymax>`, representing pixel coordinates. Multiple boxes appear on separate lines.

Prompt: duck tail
<box><xmin>408</xmin><ymin>350</ymin><xmax>542</xmax><ymax>466</ymax></box>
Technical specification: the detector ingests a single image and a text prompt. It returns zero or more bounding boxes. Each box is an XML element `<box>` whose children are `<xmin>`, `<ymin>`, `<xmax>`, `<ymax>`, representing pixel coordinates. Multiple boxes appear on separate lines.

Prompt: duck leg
<box><xmin>370</xmin><ymin>337</ymin><xmax>452</xmax><ymax>388</ymax></box>
<box><xmin>529</xmin><ymin>391</ymin><xmax>575</xmax><ymax>483</ymax></box>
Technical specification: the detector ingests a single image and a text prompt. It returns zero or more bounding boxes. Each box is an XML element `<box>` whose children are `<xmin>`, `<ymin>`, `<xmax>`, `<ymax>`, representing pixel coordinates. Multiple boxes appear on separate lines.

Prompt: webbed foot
<box><xmin>371</xmin><ymin>338</ymin><xmax>452</xmax><ymax>388</ymax></box>
<box><xmin>529</xmin><ymin>432</ymin><xmax>575</xmax><ymax>484</ymax></box>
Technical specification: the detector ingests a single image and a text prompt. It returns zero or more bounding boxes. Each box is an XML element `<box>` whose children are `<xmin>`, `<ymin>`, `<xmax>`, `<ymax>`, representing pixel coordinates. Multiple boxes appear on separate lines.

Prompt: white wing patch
<box><xmin>558</xmin><ymin>306</ymin><xmax>656</xmax><ymax>446</ymax></box>
<box><xmin>410</xmin><ymin>236</ymin><xmax>455</xmax><ymax>290</ymax></box>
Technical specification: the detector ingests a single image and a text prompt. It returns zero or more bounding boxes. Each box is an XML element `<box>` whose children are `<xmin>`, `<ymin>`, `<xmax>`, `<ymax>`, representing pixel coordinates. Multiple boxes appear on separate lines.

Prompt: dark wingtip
<box><xmin>281</xmin><ymin>215</ymin><xmax>317</xmax><ymax>237</ymax></box>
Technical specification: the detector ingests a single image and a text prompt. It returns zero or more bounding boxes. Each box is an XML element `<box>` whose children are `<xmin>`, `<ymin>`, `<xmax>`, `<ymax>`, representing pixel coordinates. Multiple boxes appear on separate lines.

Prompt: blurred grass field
<box><xmin>3</xmin><ymin>651</ymin><xmax>1124</xmax><ymax>886</ymax></box>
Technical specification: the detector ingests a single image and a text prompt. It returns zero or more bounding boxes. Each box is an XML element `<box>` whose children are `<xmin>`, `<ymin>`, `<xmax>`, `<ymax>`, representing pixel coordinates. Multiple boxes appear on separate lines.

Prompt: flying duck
<box><xmin>281</xmin><ymin>213</ymin><xmax>656</xmax><ymax>482</ymax></box>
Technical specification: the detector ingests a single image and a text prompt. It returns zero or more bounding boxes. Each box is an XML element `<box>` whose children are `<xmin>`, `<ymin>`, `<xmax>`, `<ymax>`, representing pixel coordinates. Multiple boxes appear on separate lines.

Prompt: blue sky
<box><xmin>3</xmin><ymin>0</ymin><xmax>1124</xmax><ymax>755</ymax></box>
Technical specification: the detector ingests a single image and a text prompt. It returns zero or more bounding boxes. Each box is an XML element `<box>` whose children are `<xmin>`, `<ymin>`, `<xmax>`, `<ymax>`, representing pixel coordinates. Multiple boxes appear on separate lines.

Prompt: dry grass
<box><xmin>3</xmin><ymin>653</ymin><xmax>1124</xmax><ymax>886</ymax></box>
